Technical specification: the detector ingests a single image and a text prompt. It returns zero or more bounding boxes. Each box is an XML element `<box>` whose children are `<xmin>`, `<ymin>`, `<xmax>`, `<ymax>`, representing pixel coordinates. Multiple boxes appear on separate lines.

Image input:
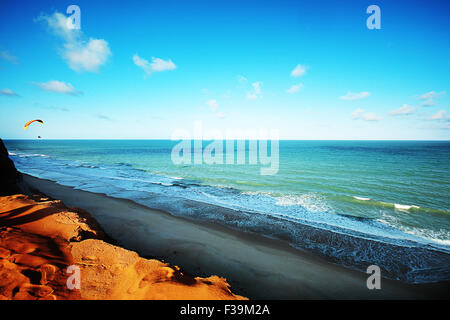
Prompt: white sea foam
<box><xmin>275</xmin><ymin>193</ymin><xmax>332</xmax><ymax>213</ymax></box>
<box><xmin>353</xmin><ymin>196</ymin><xmax>371</xmax><ymax>201</ymax></box>
<box><xmin>431</xmin><ymin>238</ymin><xmax>450</xmax><ymax>246</ymax></box>
<box><xmin>378</xmin><ymin>214</ymin><xmax>450</xmax><ymax>248</ymax></box>
<box><xmin>16</xmin><ymin>153</ymin><xmax>48</xmax><ymax>158</ymax></box>
<box><xmin>241</xmin><ymin>191</ymin><xmax>271</xmax><ymax>196</ymax></box>
<box><xmin>394</xmin><ymin>204</ymin><xmax>420</xmax><ymax>210</ymax></box>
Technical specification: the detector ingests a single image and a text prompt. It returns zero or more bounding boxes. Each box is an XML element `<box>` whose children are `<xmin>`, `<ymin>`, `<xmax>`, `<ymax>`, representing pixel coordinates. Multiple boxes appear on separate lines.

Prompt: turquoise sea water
<box><xmin>4</xmin><ymin>139</ymin><xmax>450</xmax><ymax>283</ymax></box>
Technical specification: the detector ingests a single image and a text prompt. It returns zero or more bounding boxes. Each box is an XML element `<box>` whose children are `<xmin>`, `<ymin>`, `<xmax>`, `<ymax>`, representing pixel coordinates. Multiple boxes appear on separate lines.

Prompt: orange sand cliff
<box><xmin>0</xmin><ymin>194</ymin><xmax>247</xmax><ymax>300</ymax></box>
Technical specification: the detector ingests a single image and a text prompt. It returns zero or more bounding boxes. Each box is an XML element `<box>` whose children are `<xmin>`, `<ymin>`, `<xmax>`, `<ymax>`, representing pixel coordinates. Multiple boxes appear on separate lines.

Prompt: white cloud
<box><xmin>351</xmin><ymin>108</ymin><xmax>364</xmax><ymax>119</ymax></box>
<box><xmin>37</xmin><ymin>12</ymin><xmax>111</xmax><ymax>72</ymax></box>
<box><xmin>0</xmin><ymin>88</ymin><xmax>18</xmax><ymax>96</ymax></box>
<box><xmin>286</xmin><ymin>83</ymin><xmax>303</xmax><ymax>94</ymax></box>
<box><xmin>361</xmin><ymin>112</ymin><xmax>381</xmax><ymax>121</ymax></box>
<box><xmin>34</xmin><ymin>80</ymin><xmax>81</xmax><ymax>96</ymax></box>
<box><xmin>150</xmin><ymin>57</ymin><xmax>176</xmax><ymax>72</ymax></box>
<box><xmin>252</xmin><ymin>82</ymin><xmax>261</xmax><ymax>94</ymax></box>
<box><xmin>291</xmin><ymin>64</ymin><xmax>306</xmax><ymax>77</ymax></box>
<box><xmin>429</xmin><ymin>110</ymin><xmax>447</xmax><ymax>120</ymax></box>
<box><xmin>37</xmin><ymin>12</ymin><xmax>78</xmax><ymax>42</ymax></box>
<box><xmin>206</xmin><ymin>99</ymin><xmax>219</xmax><ymax>111</ymax></box>
<box><xmin>352</xmin><ymin>108</ymin><xmax>381</xmax><ymax>121</ymax></box>
<box><xmin>64</xmin><ymin>39</ymin><xmax>111</xmax><ymax>72</ymax></box>
<box><xmin>419</xmin><ymin>91</ymin><xmax>443</xmax><ymax>100</ymax></box>
<box><xmin>0</xmin><ymin>50</ymin><xmax>19</xmax><ymax>64</ymax></box>
<box><xmin>237</xmin><ymin>75</ymin><xmax>248</xmax><ymax>84</ymax></box>
<box><xmin>441</xmin><ymin>122</ymin><xmax>450</xmax><ymax>129</ymax></box>
<box><xmin>133</xmin><ymin>54</ymin><xmax>176</xmax><ymax>75</ymax></box>
<box><xmin>223</xmin><ymin>90</ymin><xmax>231</xmax><ymax>99</ymax></box>
<box><xmin>205</xmin><ymin>99</ymin><xmax>224</xmax><ymax>118</ymax></box>
<box><xmin>133</xmin><ymin>55</ymin><xmax>150</xmax><ymax>72</ymax></box>
<box><xmin>421</xmin><ymin>99</ymin><xmax>435</xmax><ymax>107</ymax></box>
<box><xmin>389</xmin><ymin>104</ymin><xmax>416</xmax><ymax>116</ymax></box>
<box><xmin>418</xmin><ymin>91</ymin><xmax>445</xmax><ymax>106</ymax></box>
<box><xmin>340</xmin><ymin>91</ymin><xmax>370</xmax><ymax>101</ymax></box>
<box><xmin>247</xmin><ymin>81</ymin><xmax>262</xmax><ymax>99</ymax></box>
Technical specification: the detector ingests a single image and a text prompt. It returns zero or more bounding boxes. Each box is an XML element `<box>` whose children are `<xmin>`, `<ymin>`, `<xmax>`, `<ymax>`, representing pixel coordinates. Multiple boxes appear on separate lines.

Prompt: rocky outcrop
<box><xmin>0</xmin><ymin>139</ymin><xmax>22</xmax><ymax>196</ymax></box>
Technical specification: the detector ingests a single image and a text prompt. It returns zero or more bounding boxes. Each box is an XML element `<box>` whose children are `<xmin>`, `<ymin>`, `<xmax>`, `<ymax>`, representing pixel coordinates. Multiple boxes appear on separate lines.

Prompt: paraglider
<box><xmin>24</xmin><ymin>119</ymin><xmax>44</xmax><ymax>130</ymax></box>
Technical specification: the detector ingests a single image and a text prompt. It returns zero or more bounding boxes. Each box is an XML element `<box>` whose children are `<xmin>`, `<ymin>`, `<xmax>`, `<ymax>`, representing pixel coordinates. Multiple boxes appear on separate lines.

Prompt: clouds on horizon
<box><xmin>389</xmin><ymin>104</ymin><xmax>416</xmax><ymax>116</ymax></box>
<box><xmin>352</xmin><ymin>108</ymin><xmax>381</xmax><ymax>121</ymax></box>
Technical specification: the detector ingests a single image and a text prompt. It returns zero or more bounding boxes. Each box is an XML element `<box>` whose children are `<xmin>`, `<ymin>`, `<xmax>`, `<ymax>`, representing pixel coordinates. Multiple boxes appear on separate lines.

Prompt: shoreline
<box><xmin>21</xmin><ymin>173</ymin><xmax>450</xmax><ymax>299</ymax></box>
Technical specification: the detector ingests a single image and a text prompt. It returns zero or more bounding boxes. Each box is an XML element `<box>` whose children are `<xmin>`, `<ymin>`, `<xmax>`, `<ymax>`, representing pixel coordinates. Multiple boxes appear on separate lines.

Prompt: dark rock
<box><xmin>0</xmin><ymin>139</ymin><xmax>22</xmax><ymax>195</ymax></box>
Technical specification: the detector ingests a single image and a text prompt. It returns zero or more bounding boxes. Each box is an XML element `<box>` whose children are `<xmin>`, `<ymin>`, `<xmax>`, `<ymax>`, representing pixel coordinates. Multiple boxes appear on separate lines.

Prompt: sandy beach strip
<box><xmin>21</xmin><ymin>173</ymin><xmax>449</xmax><ymax>299</ymax></box>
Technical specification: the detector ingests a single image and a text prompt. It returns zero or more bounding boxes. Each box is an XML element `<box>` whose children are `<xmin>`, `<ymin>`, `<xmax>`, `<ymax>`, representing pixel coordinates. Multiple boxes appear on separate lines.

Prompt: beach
<box><xmin>6</xmin><ymin>139</ymin><xmax>450</xmax><ymax>286</ymax></box>
<box><xmin>11</xmin><ymin>173</ymin><xmax>447</xmax><ymax>299</ymax></box>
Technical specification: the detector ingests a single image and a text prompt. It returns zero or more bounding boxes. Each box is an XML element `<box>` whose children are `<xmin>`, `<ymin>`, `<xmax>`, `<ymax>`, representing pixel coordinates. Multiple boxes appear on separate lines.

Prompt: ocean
<box><xmin>4</xmin><ymin>139</ymin><xmax>450</xmax><ymax>283</ymax></box>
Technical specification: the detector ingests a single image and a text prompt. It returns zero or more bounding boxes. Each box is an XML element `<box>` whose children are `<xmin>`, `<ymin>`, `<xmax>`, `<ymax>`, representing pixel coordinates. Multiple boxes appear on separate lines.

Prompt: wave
<box><xmin>350</xmin><ymin>195</ymin><xmax>448</xmax><ymax>216</ymax></box>
<box><xmin>394</xmin><ymin>203</ymin><xmax>420</xmax><ymax>211</ymax></box>
<box><xmin>353</xmin><ymin>196</ymin><xmax>371</xmax><ymax>201</ymax></box>
<box><xmin>16</xmin><ymin>153</ymin><xmax>49</xmax><ymax>158</ymax></box>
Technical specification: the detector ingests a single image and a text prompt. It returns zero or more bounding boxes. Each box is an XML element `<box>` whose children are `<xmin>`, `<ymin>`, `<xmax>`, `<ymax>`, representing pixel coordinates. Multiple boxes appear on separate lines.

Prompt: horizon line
<box><xmin>2</xmin><ymin>138</ymin><xmax>450</xmax><ymax>142</ymax></box>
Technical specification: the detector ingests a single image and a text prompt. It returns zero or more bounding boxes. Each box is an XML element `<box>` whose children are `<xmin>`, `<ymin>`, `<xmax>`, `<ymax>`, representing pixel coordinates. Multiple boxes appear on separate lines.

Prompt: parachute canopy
<box><xmin>24</xmin><ymin>119</ymin><xmax>44</xmax><ymax>130</ymax></box>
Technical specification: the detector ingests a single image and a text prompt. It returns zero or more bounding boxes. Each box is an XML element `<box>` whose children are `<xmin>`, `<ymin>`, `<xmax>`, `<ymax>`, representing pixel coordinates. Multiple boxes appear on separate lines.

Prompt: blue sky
<box><xmin>0</xmin><ymin>0</ymin><xmax>449</xmax><ymax>139</ymax></box>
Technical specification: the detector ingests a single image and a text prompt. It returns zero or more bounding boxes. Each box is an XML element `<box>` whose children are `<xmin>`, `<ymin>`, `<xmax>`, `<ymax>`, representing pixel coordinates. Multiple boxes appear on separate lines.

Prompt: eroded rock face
<box><xmin>0</xmin><ymin>139</ymin><xmax>22</xmax><ymax>196</ymax></box>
